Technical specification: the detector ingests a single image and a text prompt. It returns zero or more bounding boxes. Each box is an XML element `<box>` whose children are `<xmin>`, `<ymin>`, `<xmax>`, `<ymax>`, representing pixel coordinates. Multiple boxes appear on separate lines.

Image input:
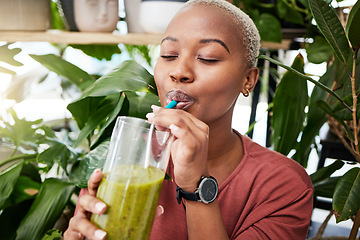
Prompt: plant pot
<box><xmin>124</xmin><ymin>0</ymin><xmax>143</xmax><ymax>33</ymax></box>
<box><xmin>74</xmin><ymin>0</ymin><xmax>119</xmax><ymax>32</ymax></box>
<box><xmin>58</xmin><ymin>0</ymin><xmax>78</xmax><ymax>31</ymax></box>
<box><xmin>0</xmin><ymin>0</ymin><xmax>51</xmax><ymax>31</ymax></box>
<box><xmin>139</xmin><ymin>0</ymin><xmax>188</xmax><ymax>34</ymax></box>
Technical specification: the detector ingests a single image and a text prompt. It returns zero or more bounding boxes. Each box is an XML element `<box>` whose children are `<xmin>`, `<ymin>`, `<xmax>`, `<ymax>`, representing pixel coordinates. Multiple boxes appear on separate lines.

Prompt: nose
<box><xmin>97</xmin><ymin>0</ymin><xmax>108</xmax><ymax>22</ymax></box>
<box><xmin>169</xmin><ymin>58</ymin><xmax>194</xmax><ymax>83</ymax></box>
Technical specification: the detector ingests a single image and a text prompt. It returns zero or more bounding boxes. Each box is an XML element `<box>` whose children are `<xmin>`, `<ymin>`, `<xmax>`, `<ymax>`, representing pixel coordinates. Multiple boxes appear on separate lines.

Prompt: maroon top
<box><xmin>150</xmin><ymin>134</ymin><xmax>314</xmax><ymax>239</ymax></box>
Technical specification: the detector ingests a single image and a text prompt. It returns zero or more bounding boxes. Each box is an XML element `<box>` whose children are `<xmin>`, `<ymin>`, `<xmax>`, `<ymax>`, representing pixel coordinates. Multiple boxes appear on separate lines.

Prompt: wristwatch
<box><xmin>176</xmin><ymin>176</ymin><xmax>218</xmax><ymax>204</ymax></box>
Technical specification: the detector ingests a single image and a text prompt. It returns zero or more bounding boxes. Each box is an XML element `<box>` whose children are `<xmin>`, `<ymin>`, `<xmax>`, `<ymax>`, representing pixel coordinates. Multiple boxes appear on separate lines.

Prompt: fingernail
<box><xmin>94</xmin><ymin>229</ymin><xmax>107</xmax><ymax>240</ymax></box>
<box><xmin>95</xmin><ymin>202</ymin><xmax>106</xmax><ymax>213</ymax></box>
<box><xmin>94</xmin><ymin>168</ymin><xmax>101</xmax><ymax>174</ymax></box>
<box><xmin>170</xmin><ymin>124</ymin><xmax>179</xmax><ymax>131</ymax></box>
<box><xmin>146</xmin><ymin>112</ymin><xmax>155</xmax><ymax>119</ymax></box>
<box><xmin>151</xmin><ymin>105</ymin><xmax>161</xmax><ymax>111</ymax></box>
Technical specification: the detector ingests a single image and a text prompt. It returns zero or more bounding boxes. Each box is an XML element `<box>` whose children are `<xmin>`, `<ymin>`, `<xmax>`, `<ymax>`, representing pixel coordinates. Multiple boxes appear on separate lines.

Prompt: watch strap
<box><xmin>176</xmin><ymin>186</ymin><xmax>199</xmax><ymax>204</ymax></box>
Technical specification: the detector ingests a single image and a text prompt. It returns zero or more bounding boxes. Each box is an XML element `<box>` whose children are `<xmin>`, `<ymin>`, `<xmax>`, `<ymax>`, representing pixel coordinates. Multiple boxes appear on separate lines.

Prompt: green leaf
<box><xmin>73</xmin><ymin>94</ymin><xmax>122</xmax><ymax>147</ymax></box>
<box><xmin>90</xmin><ymin>94</ymin><xmax>125</xmax><ymax>148</ymax></box>
<box><xmin>21</xmin><ymin>162</ymin><xmax>41</xmax><ymax>184</ymax></box>
<box><xmin>255</xmin><ymin>13</ymin><xmax>282</xmax><ymax>43</ymax></box>
<box><xmin>5</xmin><ymin>175</ymin><xmax>40</xmax><ymax>207</ymax></box>
<box><xmin>313</xmin><ymin>177</ymin><xmax>341</xmax><ymax>198</ymax></box>
<box><xmin>67</xmin><ymin>60</ymin><xmax>158</xmax><ymax>143</ymax></box>
<box><xmin>0</xmin><ymin>44</ymin><xmax>23</xmax><ymax>67</ymax></box>
<box><xmin>67</xmin><ymin>97</ymin><xmax>103</xmax><ymax>130</ymax></box>
<box><xmin>331</xmin><ymin>91</ymin><xmax>360</xmax><ymax>121</ymax></box>
<box><xmin>124</xmin><ymin>45</ymin><xmax>153</xmax><ymax>67</ymax></box>
<box><xmin>125</xmin><ymin>91</ymin><xmax>161</xmax><ymax>119</ymax></box>
<box><xmin>292</xmin><ymin>63</ymin><xmax>335</xmax><ymax>166</ymax></box>
<box><xmin>0</xmin><ymin>108</ymin><xmax>43</xmax><ymax>148</ymax></box>
<box><xmin>50</xmin><ymin>1</ymin><xmax>66</xmax><ymax>30</ymax></box>
<box><xmin>333</xmin><ymin>167</ymin><xmax>360</xmax><ymax>222</ymax></box>
<box><xmin>0</xmin><ymin>198</ymin><xmax>34</xmax><ymax>240</ymax></box>
<box><xmin>345</xmin><ymin>0</ymin><xmax>360</xmax><ymax>50</ymax></box>
<box><xmin>276</xmin><ymin>0</ymin><xmax>304</xmax><ymax>25</ymax></box>
<box><xmin>71</xmin><ymin>44</ymin><xmax>121</xmax><ymax>61</ymax></box>
<box><xmin>310</xmin><ymin>160</ymin><xmax>344</xmax><ymax>184</ymax></box>
<box><xmin>30</xmin><ymin>54</ymin><xmax>95</xmax><ymax>91</ymax></box>
<box><xmin>37</xmin><ymin>139</ymin><xmax>76</xmax><ymax>173</ymax></box>
<box><xmin>0</xmin><ymin>161</ymin><xmax>23</xmax><ymax>209</ymax></box>
<box><xmin>309</xmin><ymin>0</ymin><xmax>350</xmax><ymax>63</ymax></box>
<box><xmin>41</xmin><ymin>229</ymin><xmax>62</xmax><ymax>240</ymax></box>
<box><xmin>16</xmin><ymin>178</ymin><xmax>75</xmax><ymax>240</ymax></box>
<box><xmin>78</xmin><ymin>60</ymin><xmax>157</xmax><ymax>99</ymax></box>
<box><xmin>70</xmin><ymin>141</ymin><xmax>109</xmax><ymax>188</ymax></box>
<box><xmin>258</xmin><ymin>55</ymin><xmax>346</xmax><ymax>105</ymax></box>
<box><xmin>316</xmin><ymin>100</ymin><xmax>354</xmax><ymax>140</ymax></box>
<box><xmin>332</xmin><ymin>54</ymin><xmax>359</xmax><ymax>100</ymax></box>
<box><xmin>0</xmin><ymin>65</ymin><xmax>16</xmax><ymax>75</ymax></box>
<box><xmin>306</xmin><ymin>36</ymin><xmax>333</xmax><ymax>64</ymax></box>
<box><xmin>164</xmin><ymin>172</ymin><xmax>172</xmax><ymax>181</ymax></box>
<box><xmin>271</xmin><ymin>54</ymin><xmax>308</xmax><ymax>156</ymax></box>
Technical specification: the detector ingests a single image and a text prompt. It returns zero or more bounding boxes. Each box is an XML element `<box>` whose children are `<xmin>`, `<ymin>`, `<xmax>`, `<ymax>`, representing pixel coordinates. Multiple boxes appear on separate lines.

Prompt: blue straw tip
<box><xmin>165</xmin><ymin>100</ymin><xmax>178</xmax><ymax>109</ymax></box>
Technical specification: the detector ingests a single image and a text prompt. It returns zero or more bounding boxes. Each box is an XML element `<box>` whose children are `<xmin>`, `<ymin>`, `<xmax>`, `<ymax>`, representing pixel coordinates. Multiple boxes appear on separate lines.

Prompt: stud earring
<box><xmin>243</xmin><ymin>88</ymin><xmax>250</xmax><ymax>97</ymax></box>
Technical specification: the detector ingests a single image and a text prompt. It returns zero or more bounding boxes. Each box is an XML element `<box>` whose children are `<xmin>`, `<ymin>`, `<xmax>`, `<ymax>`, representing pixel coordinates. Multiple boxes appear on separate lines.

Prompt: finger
<box><xmin>88</xmin><ymin>168</ymin><xmax>103</xmax><ymax>196</ymax></box>
<box><xmin>64</xmin><ymin>230</ymin><xmax>88</xmax><ymax>240</ymax></box>
<box><xmin>149</xmin><ymin>107</ymin><xmax>206</xmax><ymax>135</ymax></box>
<box><xmin>68</xmin><ymin>215</ymin><xmax>107</xmax><ymax>240</ymax></box>
<box><xmin>155</xmin><ymin>204</ymin><xmax>165</xmax><ymax>218</ymax></box>
<box><xmin>78</xmin><ymin>194</ymin><xmax>107</xmax><ymax>215</ymax></box>
<box><xmin>63</xmin><ymin>228</ymin><xmax>84</xmax><ymax>240</ymax></box>
<box><xmin>158</xmin><ymin>111</ymin><xmax>208</xmax><ymax>147</ymax></box>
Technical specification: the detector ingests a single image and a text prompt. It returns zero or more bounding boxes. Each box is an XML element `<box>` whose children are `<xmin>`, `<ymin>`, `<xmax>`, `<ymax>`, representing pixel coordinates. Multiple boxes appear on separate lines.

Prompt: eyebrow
<box><xmin>161</xmin><ymin>37</ymin><xmax>230</xmax><ymax>54</ymax></box>
<box><xmin>161</xmin><ymin>36</ymin><xmax>178</xmax><ymax>44</ymax></box>
<box><xmin>200</xmin><ymin>39</ymin><xmax>230</xmax><ymax>54</ymax></box>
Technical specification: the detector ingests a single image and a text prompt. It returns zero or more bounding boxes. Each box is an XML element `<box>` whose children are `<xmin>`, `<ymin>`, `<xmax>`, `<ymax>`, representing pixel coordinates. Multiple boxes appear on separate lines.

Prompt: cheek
<box><xmin>154</xmin><ymin>68</ymin><xmax>167</xmax><ymax>104</ymax></box>
<box><xmin>203</xmin><ymin>78</ymin><xmax>242</xmax><ymax>110</ymax></box>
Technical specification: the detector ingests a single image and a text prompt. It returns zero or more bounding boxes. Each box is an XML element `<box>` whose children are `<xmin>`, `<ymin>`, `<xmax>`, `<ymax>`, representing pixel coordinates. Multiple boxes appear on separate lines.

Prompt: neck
<box><xmin>206</xmin><ymin>109</ymin><xmax>243</xmax><ymax>180</ymax></box>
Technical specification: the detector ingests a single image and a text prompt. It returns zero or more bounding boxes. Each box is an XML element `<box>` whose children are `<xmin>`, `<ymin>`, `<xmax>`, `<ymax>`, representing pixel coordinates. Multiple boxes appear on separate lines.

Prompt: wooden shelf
<box><xmin>0</xmin><ymin>30</ymin><xmax>293</xmax><ymax>49</ymax></box>
<box><xmin>0</xmin><ymin>30</ymin><xmax>163</xmax><ymax>45</ymax></box>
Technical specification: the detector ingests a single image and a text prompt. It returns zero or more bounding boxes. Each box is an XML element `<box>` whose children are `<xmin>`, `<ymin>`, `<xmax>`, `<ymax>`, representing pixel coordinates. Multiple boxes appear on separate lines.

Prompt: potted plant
<box><xmin>259</xmin><ymin>0</ymin><xmax>360</xmax><ymax>238</ymax></box>
<box><xmin>0</xmin><ymin>55</ymin><xmax>159</xmax><ymax>239</ymax></box>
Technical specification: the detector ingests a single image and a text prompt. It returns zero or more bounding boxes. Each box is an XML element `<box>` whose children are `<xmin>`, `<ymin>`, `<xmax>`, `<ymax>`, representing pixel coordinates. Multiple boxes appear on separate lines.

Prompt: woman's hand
<box><xmin>64</xmin><ymin>169</ymin><xmax>107</xmax><ymax>240</ymax></box>
<box><xmin>147</xmin><ymin>105</ymin><xmax>209</xmax><ymax>192</ymax></box>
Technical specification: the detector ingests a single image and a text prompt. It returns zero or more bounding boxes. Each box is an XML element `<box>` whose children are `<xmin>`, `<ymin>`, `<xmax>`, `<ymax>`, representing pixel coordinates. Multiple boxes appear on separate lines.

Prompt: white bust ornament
<box><xmin>74</xmin><ymin>0</ymin><xmax>119</xmax><ymax>32</ymax></box>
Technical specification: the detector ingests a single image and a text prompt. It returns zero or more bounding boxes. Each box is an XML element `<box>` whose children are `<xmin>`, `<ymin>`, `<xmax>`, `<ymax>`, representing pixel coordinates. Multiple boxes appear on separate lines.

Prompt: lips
<box><xmin>166</xmin><ymin>90</ymin><xmax>195</xmax><ymax>110</ymax></box>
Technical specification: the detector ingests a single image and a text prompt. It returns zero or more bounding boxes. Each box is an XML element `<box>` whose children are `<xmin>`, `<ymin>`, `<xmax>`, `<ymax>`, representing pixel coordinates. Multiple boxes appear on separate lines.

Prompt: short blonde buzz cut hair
<box><xmin>184</xmin><ymin>0</ymin><xmax>260</xmax><ymax>68</ymax></box>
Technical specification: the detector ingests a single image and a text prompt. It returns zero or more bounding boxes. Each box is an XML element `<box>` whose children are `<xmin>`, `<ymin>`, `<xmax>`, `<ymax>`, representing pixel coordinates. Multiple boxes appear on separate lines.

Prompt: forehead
<box><xmin>164</xmin><ymin>4</ymin><xmax>244</xmax><ymax>51</ymax></box>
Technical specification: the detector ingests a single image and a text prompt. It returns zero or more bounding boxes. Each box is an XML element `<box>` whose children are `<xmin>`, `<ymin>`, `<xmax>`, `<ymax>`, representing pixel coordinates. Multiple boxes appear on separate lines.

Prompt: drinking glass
<box><xmin>91</xmin><ymin>116</ymin><xmax>173</xmax><ymax>240</ymax></box>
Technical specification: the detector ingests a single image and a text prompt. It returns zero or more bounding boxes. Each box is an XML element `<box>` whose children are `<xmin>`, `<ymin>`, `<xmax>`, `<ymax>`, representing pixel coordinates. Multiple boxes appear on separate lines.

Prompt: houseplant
<box><xmin>0</xmin><ymin>58</ymin><xmax>159</xmax><ymax>239</ymax></box>
<box><xmin>259</xmin><ymin>0</ymin><xmax>360</xmax><ymax>238</ymax></box>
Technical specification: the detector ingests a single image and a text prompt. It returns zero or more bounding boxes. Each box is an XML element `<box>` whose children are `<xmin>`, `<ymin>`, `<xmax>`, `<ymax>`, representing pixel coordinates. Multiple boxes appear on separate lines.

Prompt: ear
<box><xmin>242</xmin><ymin>67</ymin><xmax>259</xmax><ymax>94</ymax></box>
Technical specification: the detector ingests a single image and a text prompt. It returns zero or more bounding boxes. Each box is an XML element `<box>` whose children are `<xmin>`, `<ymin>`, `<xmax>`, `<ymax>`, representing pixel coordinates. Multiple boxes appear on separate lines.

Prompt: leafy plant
<box><xmin>0</xmin><ymin>58</ymin><xmax>159</xmax><ymax>239</ymax></box>
<box><xmin>260</xmin><ymin>0</ymin><xmax>360</xmax><ymax>238</ymax></box>
<box><xmin>232</xmin><ymin>0</ymin><xmax>311</xmax><ymax>43</ymax></box>
<box><xmin>0</xmin><ymin>44</ymin><xmax>23</xmax><ymax>75</ymax></box>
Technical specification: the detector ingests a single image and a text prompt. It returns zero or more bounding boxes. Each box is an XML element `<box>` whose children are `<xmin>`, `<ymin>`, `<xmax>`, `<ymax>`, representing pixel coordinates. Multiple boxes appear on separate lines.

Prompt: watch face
<box><xmin>199</xmin><ymin>177</ymin><xmax>218</xmax><ymax>204</ymax></box>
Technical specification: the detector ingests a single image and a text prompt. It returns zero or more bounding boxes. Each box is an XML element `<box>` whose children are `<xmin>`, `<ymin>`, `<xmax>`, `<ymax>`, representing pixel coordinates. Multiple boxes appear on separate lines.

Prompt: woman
<box><xmin>64</xmin><ymin>0</ymin><xmax>313</xmax><ymax>239</ymax></box>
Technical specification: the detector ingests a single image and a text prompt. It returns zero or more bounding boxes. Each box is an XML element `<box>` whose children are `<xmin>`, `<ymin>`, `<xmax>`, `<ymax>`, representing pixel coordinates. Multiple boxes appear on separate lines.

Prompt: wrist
<box><xmin>176</xmin><ymin>176</ymin><xmax>218</xmax><ymax>204</ymax></box>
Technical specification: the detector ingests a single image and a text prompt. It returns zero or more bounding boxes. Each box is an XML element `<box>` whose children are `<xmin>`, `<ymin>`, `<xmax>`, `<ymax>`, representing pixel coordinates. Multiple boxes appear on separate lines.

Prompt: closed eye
<box><xmin>161</xmin><ymin>55</ymin><xmax>178</xmax><ymax>60</ymax></box>
<box><xmin>198</xmin><ymin>57</ymin><xmax>219</xmax><ymax>63</ymax></box>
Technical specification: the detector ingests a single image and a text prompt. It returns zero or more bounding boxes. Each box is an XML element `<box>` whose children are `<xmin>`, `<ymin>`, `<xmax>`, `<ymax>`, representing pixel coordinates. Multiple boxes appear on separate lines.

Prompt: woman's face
<box><xmin>154</xmin><ymin>4</ymin><xmax>256</xmax><ymax>124</ymax></box>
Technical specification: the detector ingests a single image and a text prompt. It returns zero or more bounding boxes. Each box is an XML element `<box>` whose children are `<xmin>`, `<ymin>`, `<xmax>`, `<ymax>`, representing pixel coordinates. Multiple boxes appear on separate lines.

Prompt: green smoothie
<box><xmin>91</xmin><ymin>165</ymin><xmax>164</xmax><ymax>240</ymax></box>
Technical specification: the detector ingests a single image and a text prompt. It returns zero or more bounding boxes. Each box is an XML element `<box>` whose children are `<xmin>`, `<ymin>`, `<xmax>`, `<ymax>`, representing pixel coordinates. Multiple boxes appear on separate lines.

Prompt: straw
<box><xmin>145</xmin><ymin>100</ymin><xmax>178</xmax><ymax>168</ymax></box>
<box><xmin>165</xmin><ymin>100</ymin><xmax>178</xmax><ymax>109</ymax></box>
